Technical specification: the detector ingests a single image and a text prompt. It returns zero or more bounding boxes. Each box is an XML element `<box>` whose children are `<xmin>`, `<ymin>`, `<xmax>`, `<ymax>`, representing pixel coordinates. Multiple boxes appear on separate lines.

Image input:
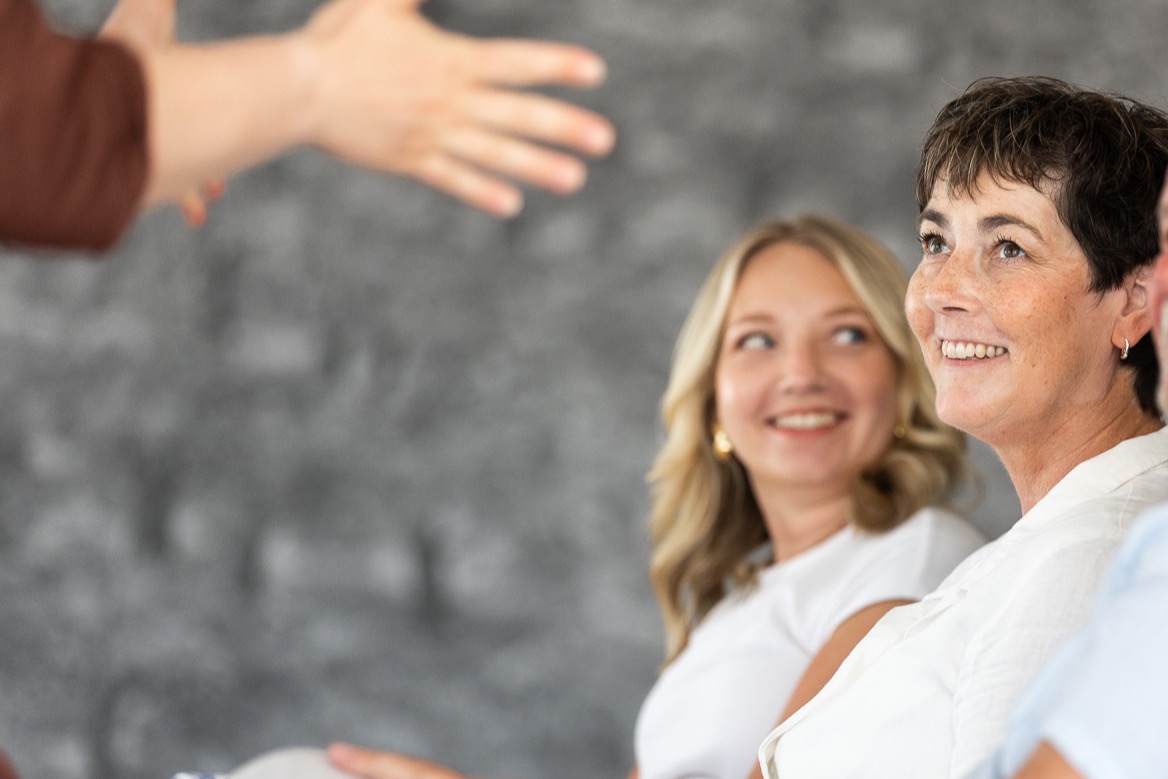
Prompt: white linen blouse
<box><xmin>758</xmin><ymin>427</ymin><xmax>1168</xmax><ymax>779</ymax></box>
<box><xmin>634</xmin><ymin>507</ymin><xmax>987</xmax><ymax>779</ymax></box>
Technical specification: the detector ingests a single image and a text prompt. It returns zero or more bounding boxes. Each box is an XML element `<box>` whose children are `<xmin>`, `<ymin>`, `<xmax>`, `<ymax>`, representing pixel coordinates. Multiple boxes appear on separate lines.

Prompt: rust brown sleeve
<box><xmin>0</xmin><ymin>0</ymin><xmax>149</xmax><ymax>252</ymax></box>
<box><xmin>0</xmin><ymin>749</ymin><xmax>18</xmax><ymax>779</ymax></box>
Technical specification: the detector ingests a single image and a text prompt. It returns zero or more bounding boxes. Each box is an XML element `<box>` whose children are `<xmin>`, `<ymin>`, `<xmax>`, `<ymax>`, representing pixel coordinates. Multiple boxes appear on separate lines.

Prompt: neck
<box><xmin>996</xmin><ymin>402</ymin><xmax>1162</xmax><ymax>514</ymax></box>
<box><xmin>751</xmin><ymin>478</ymin><xmax>853</xmax><ymax>563</ymax></box>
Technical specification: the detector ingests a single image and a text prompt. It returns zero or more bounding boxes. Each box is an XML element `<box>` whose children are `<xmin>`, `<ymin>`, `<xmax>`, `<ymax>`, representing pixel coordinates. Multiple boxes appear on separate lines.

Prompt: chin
<box><xmin>933</xmin><ymin>398</ymin><xmax>988</xmax><ymax>438</ymax></box>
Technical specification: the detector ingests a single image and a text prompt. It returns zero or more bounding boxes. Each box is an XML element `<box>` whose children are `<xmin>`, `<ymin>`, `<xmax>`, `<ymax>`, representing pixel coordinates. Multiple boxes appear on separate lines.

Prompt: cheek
<box><xmin>866</xmin><ymin>372</ymin><xmax>901</xmax><ymax>429</ymax></box>
<box><xmin>712</xmin><ymin>362</ymin><xmax>741</xmax><ymax>422</ymax></box>
<box><xmin>848</xmin><ymin>357</ymin><xmax>900</xmax><ymax>429</ymax></box>
<box><xmin>904</xmin><ymin>272</ymin><xmax>932</xmax><ymax>343</ymax></box>
<box><xmin>714</xmin><ymin>360</ymin><xmax>769</xmax><ymax>424</ymax></box>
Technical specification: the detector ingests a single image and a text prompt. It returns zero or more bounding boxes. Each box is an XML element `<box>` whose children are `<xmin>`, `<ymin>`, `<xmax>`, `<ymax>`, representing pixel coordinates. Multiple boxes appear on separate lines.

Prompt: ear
<box><xmin>1113</xmin><ymin>265</ymin><xmax>1154</xmax><ymax>350</ymax></box>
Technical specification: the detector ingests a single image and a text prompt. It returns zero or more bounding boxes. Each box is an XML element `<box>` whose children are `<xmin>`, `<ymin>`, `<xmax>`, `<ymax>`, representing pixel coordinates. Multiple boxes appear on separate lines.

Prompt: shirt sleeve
<box><xmin>1031</xmin><ymin>511</ymin><xmax>1168</xmax><ymax>779</ymax></box>
<box><xmin>0</xmin><ymin>0</ymin><xmax>149</xmax><ymax>251</ymax></box>
<box><xmin>948</xmin><ymin>534</ymin><xmax>1124</xmax><ymax>778</ymax></box>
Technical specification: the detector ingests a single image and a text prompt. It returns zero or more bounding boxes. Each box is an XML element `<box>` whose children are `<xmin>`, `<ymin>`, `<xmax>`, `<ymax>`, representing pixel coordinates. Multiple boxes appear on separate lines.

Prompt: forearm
<box><xmin>1012</xmin><ymin>743</ymin><xmax>1083</xmax><ymax>779</ymax></box>
<box><xmin>138</xmin><ymin>34</ymin><xmax>318</xmax><ymax>205</ymax></box>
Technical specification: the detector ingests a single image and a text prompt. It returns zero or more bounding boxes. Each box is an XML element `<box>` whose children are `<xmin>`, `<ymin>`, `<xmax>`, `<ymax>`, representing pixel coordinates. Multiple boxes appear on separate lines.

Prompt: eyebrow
<box><xmin>725</xmin><ymin>305</ymin><xmax>870</xmax><ymax>326</ymax></box>
<box><xmin>918</xmin><ymin>209</ymin><xmax>948</xmax><ymax>230</ymax></box>
<box><xmin>918</xmin><ymin>209</ymin><xmax>1045</xmax><ymax>241</ymax></box>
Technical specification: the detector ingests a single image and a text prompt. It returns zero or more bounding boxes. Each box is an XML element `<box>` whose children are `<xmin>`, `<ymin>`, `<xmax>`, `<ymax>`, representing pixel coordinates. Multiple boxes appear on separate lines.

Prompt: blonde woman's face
<box><xmin>714</xmin><ymin>242</ymin><xmax>899</xmax><ymax>498</ymax></box>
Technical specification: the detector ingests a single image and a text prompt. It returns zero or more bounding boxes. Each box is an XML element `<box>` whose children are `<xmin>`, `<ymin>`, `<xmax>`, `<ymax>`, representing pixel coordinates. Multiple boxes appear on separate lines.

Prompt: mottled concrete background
<box><xmin>1</xmin><ymin>1</ymin><xmax>1164</xmax><ymax>778</ymax></box>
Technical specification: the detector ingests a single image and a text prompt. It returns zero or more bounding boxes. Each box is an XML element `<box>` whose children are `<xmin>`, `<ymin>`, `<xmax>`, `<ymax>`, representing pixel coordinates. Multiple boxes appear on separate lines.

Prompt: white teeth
<box><xmin>941</xmin><ymin>340</ymin><xmax>1006</xmax><ymax>360</ymax></box>
<box><xmin>773</xmin><ymin>411</ymin><xmax>839</xmax><ymax>430</ymax></box>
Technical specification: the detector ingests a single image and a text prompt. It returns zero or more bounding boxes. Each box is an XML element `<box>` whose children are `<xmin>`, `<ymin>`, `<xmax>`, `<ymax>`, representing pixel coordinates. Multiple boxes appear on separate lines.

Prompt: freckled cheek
<box><xmin>903</xmin><ymin>274</ymin><xmax>932</xmax><ymax>345</ymax></box>
<box><xmin>1011</xmin><ymin>297</ymin><xmax>1079</xmax><ymax>371</ymax></box>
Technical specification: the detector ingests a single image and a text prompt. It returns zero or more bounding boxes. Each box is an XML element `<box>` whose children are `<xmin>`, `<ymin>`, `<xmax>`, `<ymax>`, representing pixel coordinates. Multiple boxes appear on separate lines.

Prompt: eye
<box><xmin>920</xmin><ymin>232</ymin><xmax>949</xmax><ymax>256</ymax></box>
<box><xmin>830</xmin><ymin>325</ymin><xmax>870</xmax><ymax>346</ymax></box>
<box><xmin>735</xmin><ymin>332</ymin><xmax>774</xmax><ymax>351</ymax></box>
<box><xmin>994</xmin><ymin>236</ymin><xmax>1027</xmax><ymax>261</ymax></box>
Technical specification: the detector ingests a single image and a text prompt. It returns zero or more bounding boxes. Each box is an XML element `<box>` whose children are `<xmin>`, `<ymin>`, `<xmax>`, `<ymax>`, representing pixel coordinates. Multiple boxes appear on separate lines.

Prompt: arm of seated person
<box><xmin>743</xmin><ymin>599</ymin><xmax>914</xmax><ymax>779</ymax></box>
<box><xmin>1011</xmin><ymin>743</ymin><xmax>1084</xmax><ymax>779</ymax></box>
<box><xmin>328</xmin><ymin>742</ymin><xmax>484</xmax><ymax>779</ymax></box>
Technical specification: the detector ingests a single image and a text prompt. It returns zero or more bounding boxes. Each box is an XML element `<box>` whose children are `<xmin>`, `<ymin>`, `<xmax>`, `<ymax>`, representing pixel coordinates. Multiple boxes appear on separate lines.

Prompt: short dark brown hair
<box><xmin>916</xmin><ymin>76</ymin><xmax>1168</xmax><ymax>412</ymax></box>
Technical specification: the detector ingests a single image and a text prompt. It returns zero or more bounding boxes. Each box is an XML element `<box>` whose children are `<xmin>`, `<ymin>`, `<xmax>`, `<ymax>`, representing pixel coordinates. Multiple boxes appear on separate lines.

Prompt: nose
<box><xmin>914</xmin><ymin>246</ymin><xmax>981</xmax><ymax>316</ymax></box>
<box><xmin>776</xmin><ymin>339</ymin><xmax>826</xmax><ymax>393</ymax></box>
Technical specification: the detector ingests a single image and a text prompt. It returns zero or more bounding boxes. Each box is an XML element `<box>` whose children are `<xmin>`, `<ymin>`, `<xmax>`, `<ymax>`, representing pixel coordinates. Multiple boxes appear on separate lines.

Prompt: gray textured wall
<box><xmin>2</xmin><ymin>1</ymin><xmax>1165</xmax><ymax>778</ymax></box>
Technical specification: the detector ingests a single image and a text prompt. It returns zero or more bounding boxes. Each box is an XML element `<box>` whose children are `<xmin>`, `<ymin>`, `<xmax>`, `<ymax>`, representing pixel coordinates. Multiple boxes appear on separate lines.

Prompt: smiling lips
<box><xmin>941</xmin><ymin>339</ymin><xmax>1007</xmax><ymax>360</ymax></box>
<box><xmin>770</xmin><ymin>411</ymin><xmax>842</xmax><ymax>431</ymax></box>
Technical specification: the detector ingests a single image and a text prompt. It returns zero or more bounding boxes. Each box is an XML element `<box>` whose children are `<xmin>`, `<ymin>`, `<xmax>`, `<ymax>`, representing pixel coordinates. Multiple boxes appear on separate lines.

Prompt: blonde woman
<box><xmin>321</xmin><ymin>216</ymin><xmax>986</xmax><ymax>779</ymax></box>
<box><xmin>630</xmin><ymin>215</ymin><xmax>985</xmax><ymax>779</ymax></box>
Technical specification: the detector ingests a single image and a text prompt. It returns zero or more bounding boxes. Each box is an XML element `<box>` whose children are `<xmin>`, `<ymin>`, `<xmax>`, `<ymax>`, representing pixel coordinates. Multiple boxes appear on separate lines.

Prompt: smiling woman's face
<box><xmin>906</xmin><ymin>173</ymin><xmax>1130</xmax><ymax>450</ymax></box>
<box><xmin>714</xmin><ymin>241</ymin><xmax>898</xmax><ymax>498</ymax></box>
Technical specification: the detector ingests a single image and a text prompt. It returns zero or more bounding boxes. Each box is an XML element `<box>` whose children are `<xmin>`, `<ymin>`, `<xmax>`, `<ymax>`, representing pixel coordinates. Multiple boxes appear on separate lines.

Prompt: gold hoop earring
<box><xmin>1120</xmin><ymin>338</ymin><xmax>1130</xmax><ymax>361</ymax></box>
<box><xmin>712</xmin><ymin>425</ymin><xmax>734</xmax><ymax>461</ymax></box>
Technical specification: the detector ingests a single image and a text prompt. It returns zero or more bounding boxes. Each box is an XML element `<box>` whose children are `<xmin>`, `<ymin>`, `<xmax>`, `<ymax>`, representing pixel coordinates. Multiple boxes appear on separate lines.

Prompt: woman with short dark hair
<box><xmin>759</xmin><ymin>76</ymin><xmax>1168</xmax><ymax>779</ymax></box>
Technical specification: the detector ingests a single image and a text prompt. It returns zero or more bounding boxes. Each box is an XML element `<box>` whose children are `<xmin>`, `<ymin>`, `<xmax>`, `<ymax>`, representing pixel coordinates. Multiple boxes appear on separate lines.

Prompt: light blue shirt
<box><xmin>971</xmin><ymin>503</ymin><xmax>1168</xmax><ymax>779</ymax></box>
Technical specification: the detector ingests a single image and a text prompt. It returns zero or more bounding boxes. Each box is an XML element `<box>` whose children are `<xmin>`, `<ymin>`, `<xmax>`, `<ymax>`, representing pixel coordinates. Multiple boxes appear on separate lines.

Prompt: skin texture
<box><xmin>328</xmin><ymin>745</ymin><xmax>474</xmax><ymax>779</ymax></box>
<box><xmin>715</xmin><ymin>242</ymin><xmax>899</xmax><ymax>561</ymax></box>
<box><xmin>1012</xmin><ymin>743</ymin><xmax>1081</xmax><ymax>779</ymax></box>
<box><xmin>98</xmin><ymin>0</ymin><xmax>615</xmax><ymax>221</ymax></box>
<box><xmin>907</xmin><ymin>174</ymin><xmax>1158</xmax><ymax>512</ymax></box>
<box><xmin>99</xmin><ymin>0</ymin><xmax>223</xmax><ymax>226</ymax></box>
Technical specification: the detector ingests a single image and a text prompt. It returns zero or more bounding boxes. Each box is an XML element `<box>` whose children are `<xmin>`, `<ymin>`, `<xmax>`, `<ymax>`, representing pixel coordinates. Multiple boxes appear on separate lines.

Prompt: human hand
<box><xmin>297</xmin><ymin>0</ymin><xmax>615</xmax><ymax>217</ymax></box>
<box><xmin>100</xmin><ymin>0</ymin><xmax>225</xmax><ymax>226</ymax></box>
<box><xmin>327</xmin><ymin>743</ymin><xmax>477</xmax><ymax>779</ymax></box>
<box><xmin>99</xmin><ymin>0</ymin><xmax>175</xmax><ymax>52</ymax></box>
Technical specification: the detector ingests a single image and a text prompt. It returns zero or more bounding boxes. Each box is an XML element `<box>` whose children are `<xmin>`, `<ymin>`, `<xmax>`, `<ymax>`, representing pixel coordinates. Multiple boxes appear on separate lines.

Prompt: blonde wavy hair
<box><xmin>648</xmin><ymin>214</ymin><xmax>969</xmax><ymax>664</ymax></box>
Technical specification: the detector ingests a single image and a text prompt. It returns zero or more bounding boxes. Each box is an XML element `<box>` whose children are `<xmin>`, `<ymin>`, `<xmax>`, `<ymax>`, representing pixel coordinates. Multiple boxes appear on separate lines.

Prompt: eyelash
<box><xmin>731</xmin><ymin>328</ymin><xmax>869</xmax><ymax>351</ymax></box>
<box><xmin>992</xmin><ymin>234</ymin><xmax>1026</xmax><ymax>260</ymax></box>
<box><xmin>918</xmin><ymin>231</ymin><xmax>1027</xmax><ymax>260</ymax></box>
<box><xmin>735</xmin><ymin>332</ymin><xmax>773</xmax><ymax>350</ymax></box>
<box><xmin>919</xmin><ymin>232</ymin><xmax>947</xmax><ymax>254</ymax></box>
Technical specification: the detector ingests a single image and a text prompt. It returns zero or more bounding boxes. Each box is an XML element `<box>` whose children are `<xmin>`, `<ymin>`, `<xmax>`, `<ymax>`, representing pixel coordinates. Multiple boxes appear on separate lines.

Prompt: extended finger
<box><xmin>201</xmin><ymin>177</ymin><xmax>227</xmax><ymax>202</ymax></box>
<box><xmin>442</xmin><ymin>125</ymin><xmax>588</xmax><ymax>195</ymax></box>
<box><xmin>466</xmin><ymin>88</ymin><xmax>614</xmax><ymax>157</ymax></box>
<box><xmin>179</xmin><ymin>189</ymin><xmax>208</xmax><ymax>227</ymax></box>
<box><xmin>470</xmin><ymin>39</ymin><xmax>607</xmax><ymax>88</ymax></box>
<box><xmin>413</xmin><ymin>152</ymin><xmax>525</xmax><ymax>218</ymax></box>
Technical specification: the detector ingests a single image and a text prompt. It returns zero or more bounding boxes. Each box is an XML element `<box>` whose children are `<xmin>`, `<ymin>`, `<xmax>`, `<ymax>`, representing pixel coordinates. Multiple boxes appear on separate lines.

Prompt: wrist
<box><xmin>281</xmin><ymin>30</ymin><xmax>326</xmax><ymax>149</ymax></box>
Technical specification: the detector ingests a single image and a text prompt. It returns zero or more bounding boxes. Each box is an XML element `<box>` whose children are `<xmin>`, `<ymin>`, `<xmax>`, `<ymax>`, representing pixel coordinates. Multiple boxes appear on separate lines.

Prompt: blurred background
<box><xmin>1</xmin><ymin>1</ymin><xmax>1165</xmax><ymax>778</ymax></box>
